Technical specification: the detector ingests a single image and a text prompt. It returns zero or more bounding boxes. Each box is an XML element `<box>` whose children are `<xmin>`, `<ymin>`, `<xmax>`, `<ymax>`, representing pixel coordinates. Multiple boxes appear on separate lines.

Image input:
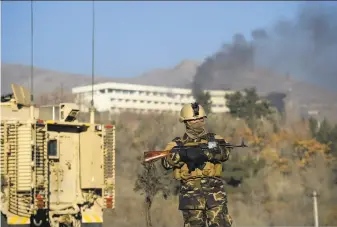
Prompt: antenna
<box><xmin>30</xmin><ymin>0</ymin><xmax>34</xmax><ymax>103</ymax></box>
<box><xmin>30</xmin><ymin>0</ymin><xmax>35</xmax><ymax>120</ymax></box>
<box><xmin>89</xmin><ymin>0</ymin><xmax>96</xmax><ymax>124</ymax></box>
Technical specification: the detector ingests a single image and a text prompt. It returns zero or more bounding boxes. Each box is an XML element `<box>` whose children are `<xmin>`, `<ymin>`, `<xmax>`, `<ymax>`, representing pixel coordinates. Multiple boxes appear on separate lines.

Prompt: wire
<box><xmin>30</xmin><ymin>0</ymin><xmax>34</xmax><ymax>103</ymax></box>
<box><xmin>91</xmin><ymin>1</ymin><xmax>95</xmax><ymax>108</ymax></box>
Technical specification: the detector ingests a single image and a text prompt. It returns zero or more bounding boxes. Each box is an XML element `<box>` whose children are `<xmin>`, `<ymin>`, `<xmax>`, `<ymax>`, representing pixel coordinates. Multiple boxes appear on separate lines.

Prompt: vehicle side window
<box><xmin>48</xmin><ymin>140</ymin><xmax>58</xmax><ymax>158</ymax></box>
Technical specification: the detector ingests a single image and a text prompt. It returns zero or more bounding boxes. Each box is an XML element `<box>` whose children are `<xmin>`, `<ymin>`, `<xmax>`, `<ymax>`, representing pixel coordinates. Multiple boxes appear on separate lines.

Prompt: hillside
<box><xmin>1</xmin><ymin>62</ymin><xmax>337</xmax><ymax>121</ymax></box>
<box><xmin>1</xmin><ymin>63</ymin><xmax>117</xmax><ymax>95</ymax></box>
<box><xmin>1</xmin><ymin>61</ymin><xmax>199</xmax><ymax>95</ymax></box>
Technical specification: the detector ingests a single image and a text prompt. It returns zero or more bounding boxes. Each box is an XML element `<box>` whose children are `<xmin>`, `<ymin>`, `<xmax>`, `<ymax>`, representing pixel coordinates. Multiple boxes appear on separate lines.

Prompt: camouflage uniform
<box><xmin>161</xmin><ymin>102</ymin><xmax>233</xmax><ymax>227</ymax></box>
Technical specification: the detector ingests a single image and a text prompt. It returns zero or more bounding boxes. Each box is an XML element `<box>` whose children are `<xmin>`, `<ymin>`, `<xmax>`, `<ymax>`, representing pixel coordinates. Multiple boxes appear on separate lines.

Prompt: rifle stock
<box><xmin>144</xmin><ymin>150</ymin><xmax>171</xmax><ymax>162</ymax></box>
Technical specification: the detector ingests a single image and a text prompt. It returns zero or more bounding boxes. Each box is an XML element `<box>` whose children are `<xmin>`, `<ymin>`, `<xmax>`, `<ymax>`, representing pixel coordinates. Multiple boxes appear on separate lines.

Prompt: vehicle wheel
<box><xmin>82</xmin><ymin>224</ymin><xmax>102</xmax><ymax>227</ymax></box>
<box><xmin>31</xmin><ymin>209</ymin><xmax>49</xmax><ymax>227</ymax></box>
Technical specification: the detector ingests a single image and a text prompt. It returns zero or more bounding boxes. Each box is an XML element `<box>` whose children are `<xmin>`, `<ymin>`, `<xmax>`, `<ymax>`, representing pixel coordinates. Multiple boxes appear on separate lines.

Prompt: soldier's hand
<box><xmin>171</xmin><ymin>146</ymin><xmax>185</xmax><ymax>160</ymax></box>
<box><xmin>171</xmin><ymin>146</ymin><xmax>208</xmax><ymax>164</ymax></box>
<box><xmin>185</xmin><ymin>147</ymin><xmax>208</xmax><ymax>164</ymax></box>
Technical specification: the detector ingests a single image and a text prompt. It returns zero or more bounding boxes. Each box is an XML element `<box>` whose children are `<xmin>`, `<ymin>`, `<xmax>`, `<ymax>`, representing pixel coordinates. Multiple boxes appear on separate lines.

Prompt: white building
<box><xmin>72</xmin><ymin>82</ymin><xmax>234</xmax><ymax>114</ymax></box>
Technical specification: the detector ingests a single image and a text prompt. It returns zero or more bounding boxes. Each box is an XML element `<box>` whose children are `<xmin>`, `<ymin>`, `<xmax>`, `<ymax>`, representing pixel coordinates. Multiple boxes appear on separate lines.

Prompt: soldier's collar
<box><xmin>183</xmin><ymin>133</ymin><xmax>209</xmax><ymax>143</ymax></box>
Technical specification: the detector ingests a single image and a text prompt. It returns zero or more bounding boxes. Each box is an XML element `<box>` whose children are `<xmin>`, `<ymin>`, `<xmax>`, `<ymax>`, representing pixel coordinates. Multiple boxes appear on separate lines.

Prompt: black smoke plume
<box><xmin>192</xmin><ymin>2</ymin><xmax>337</xmax><ymax>100</ymax></box>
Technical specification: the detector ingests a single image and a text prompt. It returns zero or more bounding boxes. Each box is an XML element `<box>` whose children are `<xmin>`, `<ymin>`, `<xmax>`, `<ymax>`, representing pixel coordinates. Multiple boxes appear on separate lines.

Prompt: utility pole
<box><xmin>313</xmin><ymin>190</ymin><xmax>319</xmax><ymax>227</ymax></box>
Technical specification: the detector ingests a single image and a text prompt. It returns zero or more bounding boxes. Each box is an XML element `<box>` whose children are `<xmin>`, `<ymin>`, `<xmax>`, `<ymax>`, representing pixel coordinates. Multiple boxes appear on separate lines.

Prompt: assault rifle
<box><xmin>143</xmin><ymin>139</ymin><xmax>248</xmax><ymax>163</ymax></box>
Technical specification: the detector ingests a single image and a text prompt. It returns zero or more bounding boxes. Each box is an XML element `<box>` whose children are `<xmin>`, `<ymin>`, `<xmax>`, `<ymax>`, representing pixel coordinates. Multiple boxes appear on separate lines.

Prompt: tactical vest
<box><xmin>172</xmin><ymin>133</ymin><xmax>223</xmax><ymax>180</ymax></box>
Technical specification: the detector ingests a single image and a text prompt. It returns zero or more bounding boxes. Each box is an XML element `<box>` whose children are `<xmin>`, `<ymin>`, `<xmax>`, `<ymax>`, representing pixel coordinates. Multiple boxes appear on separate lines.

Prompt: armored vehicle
<box><xmin>1</xmin><ymin>84</ymin><xmax>116</xmax><ymax>226</ymax></box>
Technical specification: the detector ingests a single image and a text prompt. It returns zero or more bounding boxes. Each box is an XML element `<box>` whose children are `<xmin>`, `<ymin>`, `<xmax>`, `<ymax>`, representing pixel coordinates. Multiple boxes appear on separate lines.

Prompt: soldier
<box><xmin>161</xmin><ymin>102</ymin><xmax>233</xmax><ymax>227</ymax></box>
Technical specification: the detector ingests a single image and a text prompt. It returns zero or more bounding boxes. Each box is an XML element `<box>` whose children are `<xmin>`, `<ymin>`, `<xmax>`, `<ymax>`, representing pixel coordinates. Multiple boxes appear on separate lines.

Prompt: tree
<box><xmin>310</xmin><ymin>117</ymin><xmax>337</xmax><ymax>158</ymax></box>
<box><xmin>308</xmin><ymin>117</ymin><xmax>319</xmax><ymax>138</ymax></box>
<box><xmin>195</xmin><ymin>91</ymin><xmax>212</xmax><ymax>114</ymax></box>
<box><xmin>329</xmin><ymin>125</ymin><xmax>337</xmax><ymax>157</ymax></box>
<box><xmin>315</xmin><ymin>118</ymin><xmax>332</xmax><ymax>145</ymax></box>
<box><xmin>134</xmin><ymin>161</ymin><xmax>171</xmax><ymax>227</ymax></box>
<box><xmin>221</xmin><ymin>152</ymin><xmax>266</xmax><ymax>193</ymax></box>
<box><xmin>225</xmin><ymin>87</ymin><xmax>274</xmax><ymax>128</ymax></box>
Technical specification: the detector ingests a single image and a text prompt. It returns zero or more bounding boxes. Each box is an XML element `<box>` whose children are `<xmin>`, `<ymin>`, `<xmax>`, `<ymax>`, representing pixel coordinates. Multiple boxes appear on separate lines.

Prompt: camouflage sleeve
<box><xmin>204</xmin><ymin>134</ymin><xmax>230</xmax><ymax>162</ymax></box>
<box><xmin>161</xmin><ymin>141</ymin><xmax>184</xmax><ymax>169</ymax></box>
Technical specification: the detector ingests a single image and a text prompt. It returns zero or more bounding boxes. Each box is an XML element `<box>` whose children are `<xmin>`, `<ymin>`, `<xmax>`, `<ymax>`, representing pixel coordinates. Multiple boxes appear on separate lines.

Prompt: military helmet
<box><xmin>179</xmin><ymin>102</ymin><xmax>207</xmax><ymax>122</ymax></box>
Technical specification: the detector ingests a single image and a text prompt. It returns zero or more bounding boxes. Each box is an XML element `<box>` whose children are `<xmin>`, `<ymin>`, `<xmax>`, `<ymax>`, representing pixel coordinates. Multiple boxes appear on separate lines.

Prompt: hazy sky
<box><xmin>2</xmin><ymin>1</ymin><xmax>300</xmax><ymax>78</ymax></box>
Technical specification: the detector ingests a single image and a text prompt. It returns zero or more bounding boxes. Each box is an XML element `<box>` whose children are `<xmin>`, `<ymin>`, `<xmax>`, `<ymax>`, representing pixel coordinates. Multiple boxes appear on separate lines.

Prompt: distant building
<box><xmin>72</xmin><ymin>82</ymin><xmax>234</xmax><ymax>114</ymax></box>
<box><xmin>263</xmin><ymin>92</ymin><xmax>287</xmax><ymax>113</ymax></box>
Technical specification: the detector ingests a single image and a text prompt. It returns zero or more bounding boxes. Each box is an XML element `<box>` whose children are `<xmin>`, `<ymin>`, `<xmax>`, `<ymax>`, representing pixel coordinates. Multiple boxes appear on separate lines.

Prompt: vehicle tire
<box><xmin>30</xmin><ymin>209</ymin><xmax>49</xmax><ymax>227</ymax></box>
<box><xmin>82</xmin><ymin>224</ymin><xmax>103</xmax><ymax>227</ymax></box>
